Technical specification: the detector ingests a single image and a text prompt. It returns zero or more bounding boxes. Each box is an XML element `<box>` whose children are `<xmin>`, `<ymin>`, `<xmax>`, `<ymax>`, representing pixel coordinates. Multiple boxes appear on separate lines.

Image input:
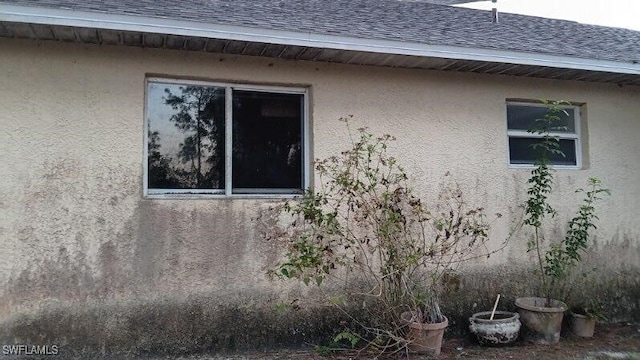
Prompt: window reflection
<box><xmin>146</xmin><ymin>80</ymin><xmax>306</xmax><ymax>195</ymax></box>
<box><xmin>147</xmin><ymin>82</ymin><xmax>225</xmax><ymax>190</ymax></box>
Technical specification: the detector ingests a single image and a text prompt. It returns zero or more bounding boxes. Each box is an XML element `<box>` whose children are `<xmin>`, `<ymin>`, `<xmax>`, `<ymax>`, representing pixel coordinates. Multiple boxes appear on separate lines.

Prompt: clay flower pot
<box><xmin>570</xmin><ymin>311</ymin><xmax>596</xmax><ymax>337</ymax></box>
<box><xmin>401</xmin><ymin>311</ymin><xmax>448</xmax><ymax>355</ymax></box>
<box><xmin>515</xmin><ymin>297</ymin><xmax>567</xmax><ymax>344</ymax></box>
<box><xmin>469</xmin><ymin>311</ymin><xmax>521</xmax><ymax>346</ymax></box>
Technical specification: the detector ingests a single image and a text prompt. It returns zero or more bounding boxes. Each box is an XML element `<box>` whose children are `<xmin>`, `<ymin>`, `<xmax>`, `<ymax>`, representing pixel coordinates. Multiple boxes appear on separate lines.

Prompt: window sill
<box><xmin>508</xmin><ymin>164</ymin><xmax>582</xmax><ymax>170</ymax></box>
<box><xmin>144</xmin><ymin>193</ymin><xmax>304</xmax><ymax>200</ymax></box>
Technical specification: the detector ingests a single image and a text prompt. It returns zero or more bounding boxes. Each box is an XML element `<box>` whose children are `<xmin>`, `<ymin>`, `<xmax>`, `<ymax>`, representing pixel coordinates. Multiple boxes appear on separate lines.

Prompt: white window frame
<box><xmin>143</xmin><ymin>77</ymin><xmax>310</xmax><ymax>198</ymax></box>
<box><xmin>506</xmin><ymin>101</ymin><xmax>582</xmax><ymax>170</ymax></box>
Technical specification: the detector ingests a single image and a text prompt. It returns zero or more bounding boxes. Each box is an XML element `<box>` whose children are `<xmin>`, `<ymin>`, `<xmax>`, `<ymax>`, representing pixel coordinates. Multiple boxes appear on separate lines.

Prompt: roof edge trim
<box><xmin>1</xmin><ymin>4</ymin><xmax>639</xmax><ymax>75</ymax></box>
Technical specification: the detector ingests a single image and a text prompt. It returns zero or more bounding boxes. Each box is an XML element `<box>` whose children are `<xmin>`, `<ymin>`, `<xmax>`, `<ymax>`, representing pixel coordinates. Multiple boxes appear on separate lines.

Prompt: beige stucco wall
<box><xmin>1</xmin><ymin>38</ymin><xmax>639</xmax><ymax>354</ymax></box>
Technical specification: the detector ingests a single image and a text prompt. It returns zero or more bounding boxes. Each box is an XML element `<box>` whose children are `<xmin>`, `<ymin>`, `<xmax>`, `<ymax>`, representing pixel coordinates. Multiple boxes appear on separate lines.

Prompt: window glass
<box><xmin>145</xmin><ymin>80</ymin><xmax>306</xmax><ymax>196</ymax></box>
<box><xmin>507</xmin><ymin>105</ymin><xmax>575</xmax><ymax>133</ymax></box>
<box><xmin>508</xmin><ymin>138</ymin><xmax>577</xmax><ymax>166</ymax></box>
<box><xmin>232</xmin><ymin>91</ymin><xmax>303</xmax><ymax>192</ymax></box>
<box><xmin>506</xmin><ymin>102</ymin><xmax>581</xmax><ymax>168</ymax></box>
<box><xmin>147</xmin><ymin>82</ymin><xmax>226</xmax><ymax>191</ymax></box>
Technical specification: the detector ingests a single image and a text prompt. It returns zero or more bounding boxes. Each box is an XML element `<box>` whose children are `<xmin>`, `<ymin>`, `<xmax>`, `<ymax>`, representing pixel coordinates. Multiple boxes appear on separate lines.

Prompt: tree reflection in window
<box><xmin>147</xmin><ymin>83</ymin><xmax>225</xmax><ymax>190</ymax></box>
<box><xmin>146</xmin><ymin>80</ymin><xmax>305</xmax><ymax>195</ymax></box>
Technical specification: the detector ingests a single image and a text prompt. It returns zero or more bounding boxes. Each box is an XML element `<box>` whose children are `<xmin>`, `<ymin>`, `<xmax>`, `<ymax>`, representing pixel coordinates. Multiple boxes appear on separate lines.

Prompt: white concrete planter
<box><xmin>515</xmin><ymin>297</ymin><xmax>567</xmax><ymax>344</ymax></box>
<box><xmin>469</xmin><ymin>311</ymin><xmax>521</xmax><ymax>346</ymax></box>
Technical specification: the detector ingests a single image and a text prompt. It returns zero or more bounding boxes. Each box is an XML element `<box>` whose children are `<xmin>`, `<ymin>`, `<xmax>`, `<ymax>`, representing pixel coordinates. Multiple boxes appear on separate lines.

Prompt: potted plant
<box><xmin>569</xmin><ymin>300</ymin><xmax>606</xmax><ymax>338</ymax></box>
<box><xmin>400</xmin><ymin>297</ymin><xmax>449</xmax><ymax>355</ymax></box>
<box><xmin>263</xmin><ymin>118</ymin><xmax>502</xmax><ymax>356</ymax></box>
<box><xmin>515</xmin><ymin>101</ymin><xmax>610</xmax><ymax>344</ymax></box>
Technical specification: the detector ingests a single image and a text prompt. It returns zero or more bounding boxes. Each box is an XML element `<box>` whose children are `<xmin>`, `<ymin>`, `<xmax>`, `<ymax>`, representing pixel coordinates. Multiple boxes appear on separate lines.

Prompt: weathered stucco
<box><xmin>1</xmin><ymin>38</ymin><xmax>639</xmax><ymax>357</ymax></box>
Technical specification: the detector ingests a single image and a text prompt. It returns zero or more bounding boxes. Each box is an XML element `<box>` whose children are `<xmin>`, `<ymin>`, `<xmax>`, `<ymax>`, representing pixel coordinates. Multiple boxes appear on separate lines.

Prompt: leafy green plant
<box><xmin>313</xmin><ymin>330</ymin><xmax>361</xmax><ymax>356</ymax></box>
<box><xmin>523</xmin><ymin>100</ymin><xmax>610</xmax><ymax>306</ymax></box>
<box><xmin>264</xmin><ymin>117</ymin><xmax>503</xmax><ymax>354</ymax></box>
<box><xmin>572</xmin><ymin>300</ymin><xmax>607</xmax><ymax>321</ymax></box>
<box><xmin>333</xmin><ymin>330</ymin><xmax>361</xmax><ymax>348</ymax></box>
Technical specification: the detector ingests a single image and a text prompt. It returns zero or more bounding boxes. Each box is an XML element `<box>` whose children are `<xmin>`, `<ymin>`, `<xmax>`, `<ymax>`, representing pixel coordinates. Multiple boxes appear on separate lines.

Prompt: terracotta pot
<box><xmin>515</xmin><ymin>297</ymin><xmax>567</xmax><ymax>344</ymax></box>
<box><xmin>469</xmin><ymin>311</ymin><xmax>520</xmax><ymax>346</ymax></box>
<box><xmin>401</xmin><ymin>312</ymin><xmax>448</xmax><ymax>355</ymax></box>
<box><xmin>570</xmin><ymin>311</ymin><xmax>596</xmax><ymax>337</ymax></box>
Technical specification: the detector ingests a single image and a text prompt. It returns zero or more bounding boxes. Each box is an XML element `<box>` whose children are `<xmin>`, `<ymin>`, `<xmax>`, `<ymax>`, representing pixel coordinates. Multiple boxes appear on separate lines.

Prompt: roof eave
<box><xmin>1</xmin><ymin>3</ymin><xmax>639</xmax><ymax>77</ymax></box>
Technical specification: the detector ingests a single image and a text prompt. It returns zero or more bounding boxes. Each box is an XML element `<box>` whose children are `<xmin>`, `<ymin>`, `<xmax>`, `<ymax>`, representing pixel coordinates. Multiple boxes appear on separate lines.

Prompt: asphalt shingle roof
<box><xmin>1</xmin><ymin>0</ymin><xmax>639</xmax><ymax>65</ymax></box>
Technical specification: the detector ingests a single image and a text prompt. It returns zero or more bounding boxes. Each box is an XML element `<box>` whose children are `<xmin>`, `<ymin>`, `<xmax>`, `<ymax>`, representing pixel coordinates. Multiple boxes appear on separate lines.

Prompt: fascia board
<box><xmin>1</xmin><ymin>4</ymin><xmax>639</xmax><ymax>75</ymax></box>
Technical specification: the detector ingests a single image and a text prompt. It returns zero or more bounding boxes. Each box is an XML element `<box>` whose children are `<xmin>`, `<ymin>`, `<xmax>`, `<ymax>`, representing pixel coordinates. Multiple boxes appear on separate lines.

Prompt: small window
<box><xmin>506</xmin><ymin>102</ymin><xmax>582</xmax><ymax>168</ymax></box>
<box><xmin>145</xmin><ymin>78</ymin><xmax>308</xmax><ymax>197</ymax></box>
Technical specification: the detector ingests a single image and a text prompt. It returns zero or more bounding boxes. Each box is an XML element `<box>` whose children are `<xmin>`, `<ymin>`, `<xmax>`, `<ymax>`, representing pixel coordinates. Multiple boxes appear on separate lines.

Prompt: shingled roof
<box><xmin>1</xmin><ymin>0</ymin><xmax>639</xmax><ymax>84</ymax></box>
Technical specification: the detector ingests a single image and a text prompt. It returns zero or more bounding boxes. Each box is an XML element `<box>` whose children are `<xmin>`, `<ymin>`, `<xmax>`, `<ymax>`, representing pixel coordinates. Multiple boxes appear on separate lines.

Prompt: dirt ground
<box><xmin>179</xmin><ymin>322</ymin><xmax>640</xmax><ymax>360</ymax></box>
<box><xmin>439</xmin><ymin>322</ymin><xmax>640</xmax><ymax>360</ymax></box>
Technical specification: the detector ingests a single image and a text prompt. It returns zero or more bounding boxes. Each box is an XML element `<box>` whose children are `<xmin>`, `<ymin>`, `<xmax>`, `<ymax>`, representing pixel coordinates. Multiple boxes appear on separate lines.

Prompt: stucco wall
<box><xmin>1</xmin><ymin>38</ymin><xmax>639</xmax><ymax>356</ymax></box>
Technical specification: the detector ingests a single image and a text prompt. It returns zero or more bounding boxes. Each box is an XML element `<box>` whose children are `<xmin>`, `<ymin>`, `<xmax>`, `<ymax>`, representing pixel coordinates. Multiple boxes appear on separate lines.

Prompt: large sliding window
<box><xmin>145</xmin><ymin>78</ymin><xmax>308</xmax><ymax>197</ymax></box>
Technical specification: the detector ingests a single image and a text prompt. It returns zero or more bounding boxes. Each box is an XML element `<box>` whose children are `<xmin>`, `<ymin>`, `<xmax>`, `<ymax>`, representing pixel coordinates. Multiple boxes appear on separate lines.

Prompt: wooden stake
<box><xmin>490</xmin><ymin>294</ymin><xmax>501</xmax><ymax>320</ymax></box>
